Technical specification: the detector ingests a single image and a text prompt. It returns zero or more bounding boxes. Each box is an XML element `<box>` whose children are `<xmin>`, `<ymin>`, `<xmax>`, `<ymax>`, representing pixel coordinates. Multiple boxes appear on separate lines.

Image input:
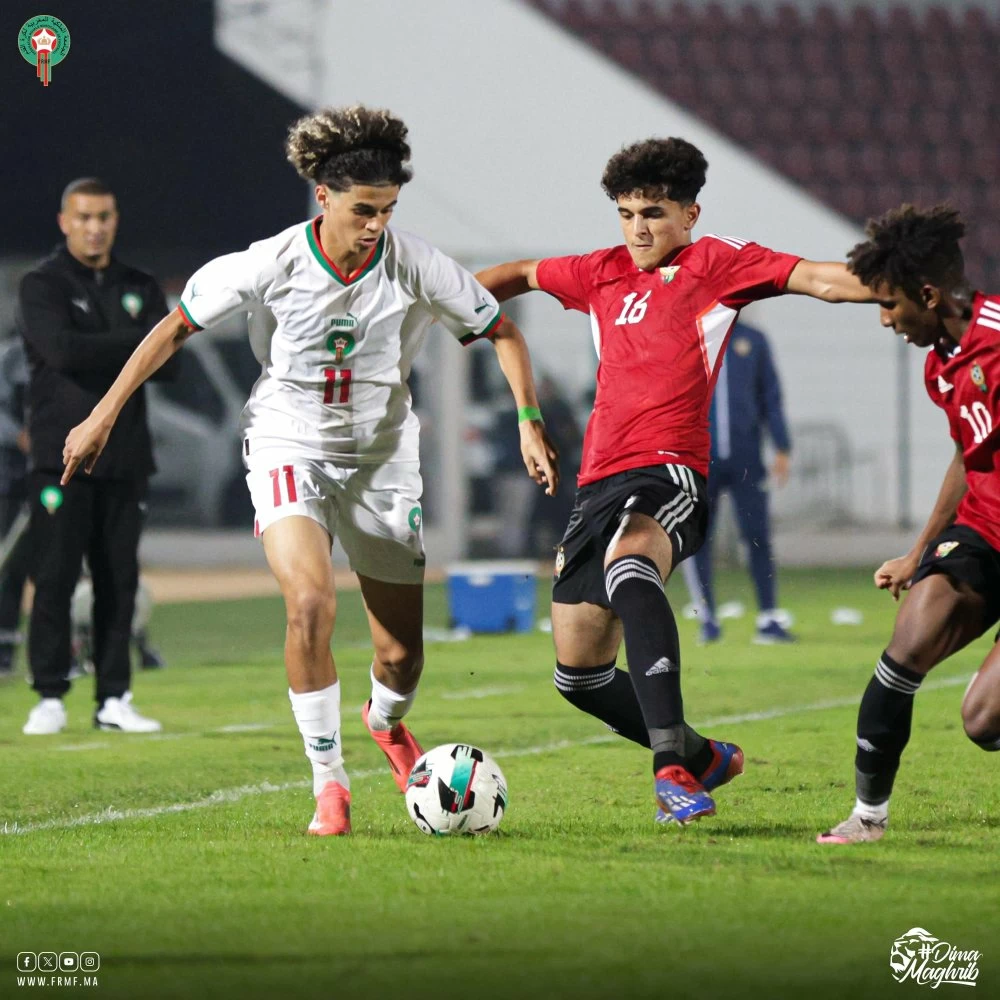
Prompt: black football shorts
<box><xmin>551</xmin><ymin>463</ymin><xmax>708</xmax><ymax>609</ymax></box>
<box><xmin>910</xmin><ymin>523</ymin><xmax>1000</xmax><ymax>633</ymax></box>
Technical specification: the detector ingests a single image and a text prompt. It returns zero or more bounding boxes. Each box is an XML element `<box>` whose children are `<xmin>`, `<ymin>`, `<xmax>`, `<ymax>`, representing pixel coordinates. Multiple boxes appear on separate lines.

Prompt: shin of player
<box><xmin>820</xmin><ymin>205</ymin><xmax>1000</xmax><ymax>844</ymax></box>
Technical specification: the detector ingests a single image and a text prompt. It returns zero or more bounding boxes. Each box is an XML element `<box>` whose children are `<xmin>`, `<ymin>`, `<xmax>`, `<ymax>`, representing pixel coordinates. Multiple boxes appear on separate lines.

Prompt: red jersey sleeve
<box><xmin>720</xmin><ymin>242</ymin><xmax>802</xmax><ymax>308</ymax></box>
<box><xmin>535</xmin><ymin>254</ymin><xmax>593</xmax><ymax>313</ymax></box>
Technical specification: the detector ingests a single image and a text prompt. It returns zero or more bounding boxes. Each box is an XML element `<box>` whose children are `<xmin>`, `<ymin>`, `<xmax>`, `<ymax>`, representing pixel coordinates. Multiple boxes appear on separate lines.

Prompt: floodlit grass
<box><xmin>1</xmin><ymin>569</ymin><xmax>996</xmax><ymax>999</ymax></box>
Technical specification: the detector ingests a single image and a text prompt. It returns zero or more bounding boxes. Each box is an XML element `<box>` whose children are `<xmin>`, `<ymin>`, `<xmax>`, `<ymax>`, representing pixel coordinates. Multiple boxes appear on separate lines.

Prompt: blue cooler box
<box><xmin>446</xmin><ymin>561</ymin><xmax>538</xmax><ymax>633</ymax></box>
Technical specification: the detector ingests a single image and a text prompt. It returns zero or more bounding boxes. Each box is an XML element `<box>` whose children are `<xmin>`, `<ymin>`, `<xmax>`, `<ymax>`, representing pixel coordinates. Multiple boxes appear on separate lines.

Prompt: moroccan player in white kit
<box><xmin>62</xmin><ymin>106</ymin><xmax>559</xmax><ymax>836</ymax></box>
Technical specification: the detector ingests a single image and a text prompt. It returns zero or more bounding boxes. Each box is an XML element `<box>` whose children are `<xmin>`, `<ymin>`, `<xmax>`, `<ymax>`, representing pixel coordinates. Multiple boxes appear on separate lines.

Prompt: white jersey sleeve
<box><xmin>415</xmin><ymin>243</ymin><xmax>503</xmax><ymax>346</ymax></box>
<box><xmin>178</xmin><ymin>246</ymin><xmax>272</xmax><ymax>330</ymax></box>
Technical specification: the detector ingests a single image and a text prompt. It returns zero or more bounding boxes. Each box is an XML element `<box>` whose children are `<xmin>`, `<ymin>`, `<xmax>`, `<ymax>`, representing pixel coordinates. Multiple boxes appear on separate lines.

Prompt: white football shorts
<box><xmin>246</xmin><ymin>449</ymin><xmax>425</xmax><ymax>585</ymax></box>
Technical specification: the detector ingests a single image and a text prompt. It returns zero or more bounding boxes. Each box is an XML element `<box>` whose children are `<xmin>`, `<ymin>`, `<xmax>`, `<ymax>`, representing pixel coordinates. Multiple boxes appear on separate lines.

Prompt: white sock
<box><xmin>288</xmin><ymin>681</ymin><xmax>349</xmax><ymax>796</ymax></box>
<box><xmin>854</xmin><ymin>797</ymin><xmax>888</xmax><ymax>823</ymax></box>
<box><xmin>368</xmin><ymin>666</ymin><xmax>417</xmax><ymax>731</ymax></box>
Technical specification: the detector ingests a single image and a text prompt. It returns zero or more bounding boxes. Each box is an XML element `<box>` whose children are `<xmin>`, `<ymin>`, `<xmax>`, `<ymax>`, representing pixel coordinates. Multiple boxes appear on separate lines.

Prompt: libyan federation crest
<box><xmin>934</xmin><ymin>541</ymin><xmax>960</xmax><ymax>558</ymax></box>
<box><xmin>659</xmin><ymin>265</ymin><xmax>681</xmax><ymax>284</ymax></box>
<box><xmin>18</xmin><ymin>15</ymin><xmax>71</xmax><ymax>87</ymax></box>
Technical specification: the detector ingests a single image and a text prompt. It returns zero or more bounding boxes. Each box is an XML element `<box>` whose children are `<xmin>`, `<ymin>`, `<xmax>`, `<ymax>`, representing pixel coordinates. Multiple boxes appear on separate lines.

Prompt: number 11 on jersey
<box><xmin>324</xmin><ymin>368</ymin><xmax>352</xmax><ymax>403</ymax></box>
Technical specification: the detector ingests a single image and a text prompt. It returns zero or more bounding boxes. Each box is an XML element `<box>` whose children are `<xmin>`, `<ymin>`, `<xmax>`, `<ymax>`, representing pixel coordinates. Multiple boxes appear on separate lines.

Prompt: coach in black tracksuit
<box><xmin>18</xmin><ymin>178</ymin><xmax>173</xmax><ymax>734</ymax></box>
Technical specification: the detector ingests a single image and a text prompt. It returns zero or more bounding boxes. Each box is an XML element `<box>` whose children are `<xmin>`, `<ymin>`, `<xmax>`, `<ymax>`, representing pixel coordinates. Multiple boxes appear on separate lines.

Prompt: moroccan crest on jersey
<box><xmin>934</xmin><ymin>541</ymin><xmax>960</xmax><ymax>558</ymax></box>
<box><xmin>326</xmin><ymin>328</ymin><xmax>357</xmax><ymax>365</ymax></box>
<box><xmin>121</xmin><ymin>292</ymin><xmax>143</xmax><ymax>319</ymax></box>
<box><xmin>407</xmin><ymin>506</ymin><xmax>422</xmax><ymax>532</ymax></box>
<box><xmin>732</xmin><ymin>336</ymin><xmax>752</xmax><ymax>357</ymax></box>
<box><xmin>971</xmin><ymin>364</ymin><xmax>987</xmax><ymax>392</ymax></box>
<box><xmin>18</xmin><ymin>15</ymin><xmax>70</xmax><ymax>87</ymax></box>
<box><xmin>659</xmin><ymin>265</ymin><xmax>681</xmax><ymax>284</ymax></box>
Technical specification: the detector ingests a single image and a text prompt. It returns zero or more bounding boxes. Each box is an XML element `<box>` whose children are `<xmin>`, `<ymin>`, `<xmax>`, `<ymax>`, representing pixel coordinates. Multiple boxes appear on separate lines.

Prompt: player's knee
<box><xmin>285</xmin><ymin>587</ymin><xmax>335</xmax><ymax>643</ymax></box>
<box><xmin>883</xmin><ymin>639</ymin><xmax>932</xmax><ymax>675</ymax></box>
<box><xmin>375</xmin><ymin>642</ymin><xmax>423</xmax><ymax>684</ymax></box>
<box><xmin>961</xmin><ymin>693</ymin><xmax>1000</xmax><ymax>751</ymax></box>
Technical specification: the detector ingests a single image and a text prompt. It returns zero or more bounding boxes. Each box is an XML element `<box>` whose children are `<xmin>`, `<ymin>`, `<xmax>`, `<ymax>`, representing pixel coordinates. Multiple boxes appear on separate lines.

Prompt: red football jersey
<box><xmin>536</xmin><ymin>235</ymin><xmax>801</xmax><ymax>484</ymax></box>
<box><xmin>924</xmin><ymin>291</ymin><xmax>1000</xmax><ymax>551</ymax></box>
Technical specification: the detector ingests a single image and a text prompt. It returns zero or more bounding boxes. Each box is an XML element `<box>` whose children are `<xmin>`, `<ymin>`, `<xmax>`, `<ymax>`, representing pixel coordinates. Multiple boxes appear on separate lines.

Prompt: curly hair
<box><xmin>601</xmin><ymin>137</ymin><xmax>707</xmax><ymax>204</ymax></box>
<box><xmin>285</xmin><ymin>105</ymin><xmax>413</xmax><ymax>191</ymax></box>
<box><xmin>847</xmin><ymin>204</ymin><xmax>967</xmax><ymax>301</ymax></box>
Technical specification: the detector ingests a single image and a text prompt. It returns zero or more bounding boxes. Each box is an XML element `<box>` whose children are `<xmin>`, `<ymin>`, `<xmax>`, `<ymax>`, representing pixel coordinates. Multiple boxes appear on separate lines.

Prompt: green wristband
<box><xmin>518</xmin><ymin>406</ymin><xmax>543</xmax><ymax>424</ymax></box>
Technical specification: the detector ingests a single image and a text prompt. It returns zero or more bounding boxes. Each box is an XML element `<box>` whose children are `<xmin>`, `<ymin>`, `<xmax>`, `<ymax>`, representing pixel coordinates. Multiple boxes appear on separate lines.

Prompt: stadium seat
<box><xmin>838</xmin><ymin>185</ymin><xmax>870</xmax><ymax>221</ymax></box>
<box><xmin>857</xmin><ymin>146</ymin><xmax>888</xmax><ymax>183</ymax></box>
<box><xmin>924</xmin><ymin>5</ymin><xmax>956</xmax><ymax>39</ymax></box>
<box><xmin>811</xmin><ymin>4</ymin><xmax>841</xmax><ymax>35</ymax></box>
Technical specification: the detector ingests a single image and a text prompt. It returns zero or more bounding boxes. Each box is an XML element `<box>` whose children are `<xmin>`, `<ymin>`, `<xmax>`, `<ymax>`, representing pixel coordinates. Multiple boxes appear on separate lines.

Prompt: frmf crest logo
<box><xmin>890</xmin><ymin>927</ymin><xmax>981</xmax><ymax>987</ymax></box>
<box><xmin>18</xmin><ymin>16</ymin><xmax>71</xmax><ymax>87</ymax></box>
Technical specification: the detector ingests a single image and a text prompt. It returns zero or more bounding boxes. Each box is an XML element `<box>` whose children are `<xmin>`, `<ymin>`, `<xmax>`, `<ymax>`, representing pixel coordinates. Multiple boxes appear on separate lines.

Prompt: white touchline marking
<box><xmin>5</xmin><ymin>674</ymin><xmax>970</xmax><ymax>835</ymax></box>
<box><xmin>53</xmin><ymin>722</ymin><xmax>280</xmax><ymax>751</ymax></box>
<box><xmin>0</xmin><ymin>769</ymin><xmax>379</xmax><ymax>836</ymax></box>
<box><xmin>214</xmin><ymin>723</ymin><xmax>275</xmax><ymax>734</ymax></box>
<box><xmin>440</xmin><ymin>685</ymin><xmax>524</xmax><ymax>700</ymax></box>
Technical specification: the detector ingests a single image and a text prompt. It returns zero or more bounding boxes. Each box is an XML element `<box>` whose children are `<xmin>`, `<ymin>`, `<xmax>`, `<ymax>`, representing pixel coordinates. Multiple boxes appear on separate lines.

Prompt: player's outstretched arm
<box><xmin>490</xmin><ymin>316</ymin><xmax>560</xmax><ymax>496</ymax></box>
<box><xmin>874</xmin><ymin>443</ymin><xmax>967</xmax><ymax>600</ymax></box>
<box><xmin>475</xmin><ymin>260</ymin><xmax>541</xmax><ymax>303</ymax></box>
<box><xmin>785</xmin><ymin>261</ymin><xmax>876</xmax><ymax>303</ymax></box>
<box><xmin>62</xmin><ymin>309</ymin><xmax>197</xmax><ymax>484</ymax></box>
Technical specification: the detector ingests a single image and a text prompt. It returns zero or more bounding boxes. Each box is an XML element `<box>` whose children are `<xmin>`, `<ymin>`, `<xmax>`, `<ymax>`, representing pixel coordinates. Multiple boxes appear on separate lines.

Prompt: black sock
<box><xmin>554</xmin><ymin>662</ymin><xmax>650</xmax><ymax>745</ymax></box>
<box><xmin>605</xmin><ymin>554</ymin><xmax>690</xmax><ymax>773</ymax></box>
<box><xmin>553</xmin><ymin>662</ymin><xmax>712</xmax><ymax>769</ymax></box>
<box><xmin>969</xmin><ymin>734</ymin><xmax>1000</xmax><ymax>752</ymax></box>
<box><xmin>855</xmin><ymin>652</ymin><xmax>923</xmax><ymax>805</ymax></box>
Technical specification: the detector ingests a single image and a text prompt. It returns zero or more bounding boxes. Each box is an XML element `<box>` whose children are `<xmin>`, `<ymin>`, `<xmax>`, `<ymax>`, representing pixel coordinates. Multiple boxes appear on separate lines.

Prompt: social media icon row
<box><xmin>15</xmin><ymin>952</ymin><xmax>99</xmax><ymax>972</ymax></box>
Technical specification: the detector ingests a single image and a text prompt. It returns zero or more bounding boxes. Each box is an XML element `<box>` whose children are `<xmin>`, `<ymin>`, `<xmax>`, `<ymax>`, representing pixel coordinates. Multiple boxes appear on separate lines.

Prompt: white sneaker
<box><xmin>23</xmin><ymin>698</ymin><xmax>67</xmax><ymax>735</ymax></box>
<box><xmin>94</xmin><ymin>692</ymin><xmax>161</xmax><ymax>733</ymax></box>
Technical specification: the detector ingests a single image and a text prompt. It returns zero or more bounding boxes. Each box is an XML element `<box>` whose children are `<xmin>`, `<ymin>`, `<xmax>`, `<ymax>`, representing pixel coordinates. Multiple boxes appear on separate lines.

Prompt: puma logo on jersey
<box><xmin>72</xmin><ymin>297</ymin><xmax>90</xmax><ymax>313</ymax></box>
<box><xmin>474</xmin><ymin>303</ymin><xmax>491</xmax><ymax>314</ymax></box>
<box><xmin>937</xmin><ymin>375</ymin><xmax>954</xmax><ymax>393</ymax></box>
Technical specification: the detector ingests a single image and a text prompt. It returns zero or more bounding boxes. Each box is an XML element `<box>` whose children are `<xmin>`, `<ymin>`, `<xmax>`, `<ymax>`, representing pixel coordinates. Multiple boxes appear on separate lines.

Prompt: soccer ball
<box><xmin>405</xmin><ymin>743</ymin><xmax>508</xmax><ymax>835</ymax></box>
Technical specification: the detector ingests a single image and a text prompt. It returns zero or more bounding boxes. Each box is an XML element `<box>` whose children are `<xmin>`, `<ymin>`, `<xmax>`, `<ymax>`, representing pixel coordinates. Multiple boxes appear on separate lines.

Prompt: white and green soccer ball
<box><xmin>405</xmin><ymin>743</ymin><xmax>508</xmax><ymax>835</ymax></box>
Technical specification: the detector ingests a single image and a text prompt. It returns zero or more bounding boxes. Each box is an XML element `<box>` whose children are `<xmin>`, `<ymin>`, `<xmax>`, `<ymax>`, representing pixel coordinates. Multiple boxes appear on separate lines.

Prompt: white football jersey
<box><xmin>178</xmin><ymin>220</ymin><xmax>501</xmax><ymax>463</ymax></box>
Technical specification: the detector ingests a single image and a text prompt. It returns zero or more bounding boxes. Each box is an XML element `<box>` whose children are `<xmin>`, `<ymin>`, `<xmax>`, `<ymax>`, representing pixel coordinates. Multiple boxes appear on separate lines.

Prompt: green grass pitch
<box><xmin>1</xmin><ymin>568</ymin><xmax>996</xmax><ymax>999</ymax></box>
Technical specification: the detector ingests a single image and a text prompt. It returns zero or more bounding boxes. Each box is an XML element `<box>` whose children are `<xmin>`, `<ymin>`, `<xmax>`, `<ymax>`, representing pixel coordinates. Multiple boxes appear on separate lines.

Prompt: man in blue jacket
<box><xmin>682</xmin><ymin>322</ymin><xmax>795</xmax><ymax>644</ymax></box>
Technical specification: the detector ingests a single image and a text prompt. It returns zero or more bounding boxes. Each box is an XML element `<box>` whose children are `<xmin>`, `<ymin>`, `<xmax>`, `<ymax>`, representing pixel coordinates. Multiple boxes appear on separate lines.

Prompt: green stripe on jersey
<box><xmin>177</xmin><ymin>301</ymin><xmax>203</xmax><ymax>330</ymax></box>
<box><xmin>306</xmin><ymin>221</ymin><xmax>386</xmax><ymax>286</ymax></box>
<box><xmin>459</xmin><ymin>309</ymin><xmax>503</xmax><ymax>346</ymax></box>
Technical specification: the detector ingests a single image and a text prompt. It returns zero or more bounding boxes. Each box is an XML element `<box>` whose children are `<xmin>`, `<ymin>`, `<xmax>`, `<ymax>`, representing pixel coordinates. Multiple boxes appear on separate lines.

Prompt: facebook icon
<box><xmin>16</xmin><ymin>953</ymin><xmax>36</xmax><ymax>972</ymax></box>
